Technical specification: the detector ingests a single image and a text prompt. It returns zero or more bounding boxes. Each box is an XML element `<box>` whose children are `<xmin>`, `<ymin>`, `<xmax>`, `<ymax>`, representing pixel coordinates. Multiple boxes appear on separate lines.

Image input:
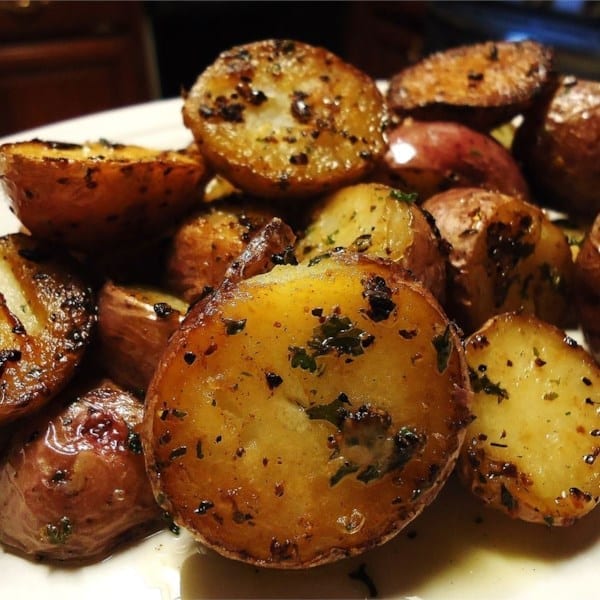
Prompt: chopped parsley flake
<box><xmin>224</xmin><ymin>318</ymin><xmax>247</xmax><ymax>335</ymax></box>
<box><xmin>289</xmin><ymin>313</ymin><xmax>373</xmax><ymax>373</ymax></box>
<box><xmin>432</xmin><ymin>325</ymin><xmax>452</xmax><ymax>373</ymax></box>
<box><xmin>390</xmin><ymin>189</ymin><xmax>418</xmax><ymax>204</ymax></box>
<box><xmin>469</xmin><ymin>367</ymin><xmax>509</xmax><ymax>402</ymax></box>
<box><xmin>306</xmin><ymin>393</ymin><xmax>350</xmax><ymax>427</ymax></box>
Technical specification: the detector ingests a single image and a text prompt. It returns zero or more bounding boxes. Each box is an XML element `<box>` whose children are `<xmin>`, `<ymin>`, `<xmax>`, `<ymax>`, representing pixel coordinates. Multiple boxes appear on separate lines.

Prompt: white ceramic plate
<box><xmin>0</xmin><ymin>101</ymin><xmax>598</xmax><ymax>600</ymax></box>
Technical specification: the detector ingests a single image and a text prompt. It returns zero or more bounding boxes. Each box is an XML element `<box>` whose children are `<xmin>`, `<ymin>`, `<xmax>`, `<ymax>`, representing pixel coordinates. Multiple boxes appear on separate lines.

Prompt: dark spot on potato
<box><xmin>265</xmin><ymin>372</ymin><xmax>283</xmax><ymax>389</ymax></box>
<box><xmin>270</xmin><ymin>537</ymin><xmax>299</xmax><ymax>561</ymax></box>
<box><xmin>154</xmin><ymin>302</ymin><xmax>174</xmax><ymax>318</ymax></box>
<box><xmin>183</xmin><ymin>351</ymin><xmax>196</xmax><ymax>365</ymax></box>
<box><xmin>194</xmin><ymin>500</ymin><xmax>214</xmax><ymax>515</ymax></box>
<box><xmin>290</xmin><ymin>152</ymin><xmax>309</xmax><ymax>165</ymax></box>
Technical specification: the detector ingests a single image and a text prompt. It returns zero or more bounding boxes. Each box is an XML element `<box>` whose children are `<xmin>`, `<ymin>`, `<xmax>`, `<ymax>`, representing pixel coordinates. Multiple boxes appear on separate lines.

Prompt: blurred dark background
<box><xmin>1</xmin><ymin>0</ymin><xmax>598</xmax><ymax>136</ymax></box>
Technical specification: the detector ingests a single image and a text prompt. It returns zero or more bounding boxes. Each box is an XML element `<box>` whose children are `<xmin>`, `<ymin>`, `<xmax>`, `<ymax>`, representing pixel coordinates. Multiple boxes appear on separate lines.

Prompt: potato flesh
<box><xmin>0</xmin><ymin>140</ymin><xmax>206</xmax><ymax>250</ymax></box>
<box><xmin>296</xmin><ymin>183</ymin><xmax>446</xmax><ymax>300</ymax></box>
<box><xmin>144</xmin><ymin>256</ymin><xmax>471</xmax><ymax>568</ymax></box>
<box><xmin>459</xmin><ymin>312</ymin><xmax>600</xmax><ymax>525</ymax></box>
<box><xmin>423</xmin><ymin>188</ymin><xmax>573</xmax><ymax>333</ymax></box>
<box><xmin>0</xmin><ymin>234</ymin><xmax>96</xmax><ymax>424</ymax></box>
<box><xmin>0</xmin><ymin>259</ymin><xmax>41</xmax><ymax>338</ymax></box>
<box><xmin>165</xmin><ymin>203</ymin><xmax>279</xmax><ymax>303</ymax></box>
<box><xmin>183</xmin><ymin>39</ymin><xmax>386</xmax><ymax>198</ymax></box>
<box><xmin>386</xmin><ymin>40</ymin><xmax>554</xmax><ymax>131</ymax></box>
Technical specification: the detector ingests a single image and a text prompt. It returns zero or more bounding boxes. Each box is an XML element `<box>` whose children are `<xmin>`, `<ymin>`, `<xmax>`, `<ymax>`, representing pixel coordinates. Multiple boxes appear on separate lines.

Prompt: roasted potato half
<box><xmin>0</xmin><ymin>379</ymin><xmax>161</xmax><ymax>561</ymax></box>
<box><xmin>387</xmin><ymin>40</ymin><xmax>554</xmax><ymax>131</ymax></box>
<box><xmin>143</xmin><ymin>253</ymin><xmax>472</xmax><ymax>569</ymax></box>
<box><xmin>296</xmin><ymin>183</ymin><xmax>447</xmax><ymax>301</ymax></box>
<box><xmin>574</xmin><ymin>213</ymin><xmax>600</xmax><ymax>363</ymax></box>
<box><xmin>183</xmin><ymin>39</ymin><xmax>386</xmax><ymax>199</ymax></box>
<box><xmin>377</xmin><ymin>120</ymin><xmax>530</xmax><ymax>201</ymax></box>
<box><xmin>458</xmin><ymin>312</ymin><xmax>600</xmax><ymax>526</ymax></box>
<box><xmin>0</xmin><ymin>233</ymin><xmax>96</xmax><ymax>424</ymax></box>
<box><xmin>165</xmin><ymin>201</ymin><xmax>282</xmax><ymax>303</ymax></box>
<box><xmin>423</xmin><ymin>188</ymin><xmax>573</xmax><ymax>333</ymax></box>
<box><xmin>513</xmin><ymin>76</ymin><xmax>600</xmax><ymax>218</ymax></box>
<box><xmin>0</xmin><ymin>139</ymin><xmax>207</xmax><ymax>250</ymax></box>
<box><xmin>97</xmin><ymin>282</ymin><xmax>187</xmax><ymax>394</ymax></box>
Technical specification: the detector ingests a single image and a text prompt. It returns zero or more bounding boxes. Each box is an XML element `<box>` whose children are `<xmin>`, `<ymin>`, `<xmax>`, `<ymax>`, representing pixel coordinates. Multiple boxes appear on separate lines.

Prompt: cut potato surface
<box><xmin>459</xmin><ymin>312</ymin><xmax>600</xmax><ymax>525</ymax></box>
<box><xmin>0</xmin><ymin>139</ymin><xmax>207</xmax><ymax>250</ymax></box>
<box><xmin>165</xmin><ymin>201</ymin><xmax>281</xmax><ymax>303</ymax></box>
<box><xmin>0</xmin><ymin>233</ymin><xmax>96</xmax><ymax>424</ymax></box>
<box><xmin>183</xmin><ymin>39</ymin><xmax>386</xmax><ymax>198</ymax></box>
<box><xmin>143</xmin><ymin>253</ymin><xmax>471</xmax><ymax>568</ymax></box>
<box><xmin>296</xmin><ymin>183</ymin><xmax>447</xmax><ymax>301</ymax></box>
<box><xmin>423</xmin><ymin>188</ymin><xmax>574</xmax><ymax>333</ymax></box>
<box><xmin>387</xmin><ymin>40</ymin><xmax>554</xmax><ymax>131</ymax></box>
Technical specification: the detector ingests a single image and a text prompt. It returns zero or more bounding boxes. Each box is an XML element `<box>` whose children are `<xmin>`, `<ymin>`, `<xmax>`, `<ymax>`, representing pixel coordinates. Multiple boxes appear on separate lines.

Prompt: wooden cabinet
<box><xmin>0</xmin><ymin>1</ymin><xmax>157</xmax><ymax>136</ymax></box>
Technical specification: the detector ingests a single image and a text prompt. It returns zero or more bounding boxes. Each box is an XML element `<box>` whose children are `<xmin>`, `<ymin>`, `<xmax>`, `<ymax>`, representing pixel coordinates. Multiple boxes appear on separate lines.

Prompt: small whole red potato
<box><xmin>0</xmin><ymin>379</ymin><xmax>161</xmax><ymax>561</ymax></box>
<box><xmin>513</xmin><ymin>76</ymin><xmax>600</xmax><ymax>217</ymax></box>
<box><xmin>377</xmin><ymin>120</ymin><xmax>530</xmax><ymax>201</ymax></box>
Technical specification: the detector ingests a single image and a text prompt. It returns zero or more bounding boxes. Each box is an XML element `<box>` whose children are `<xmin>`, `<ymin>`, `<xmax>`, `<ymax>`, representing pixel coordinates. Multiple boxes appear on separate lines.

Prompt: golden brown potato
<box><xmin>513</xmin><ymin>76</ymin><xmax>600</xmax><ymax>218</ymax></box>
<box><xmin>423</xmin><ymin>188</ymin><xmax>574</xmax><ymax>333</ymax></box>
<box><xmin>0</xmin><ymin>233</ymin><xmax>96</xmax><ymax>424</ymax></box>
<box><xmin>574</xmin><ymin>213</ymin><xmax>600</xmax><ymax>362</ymax></box>
<box><xmin>387</xmin><ymin>40</ymin><xmax>554</xmax><ymax>131</ymax></box>
<box><xmin>0</xmin><ymin>139</ymin><xmax>207</xmax><ymax>250</ymax></box>
<box><xmin>97</xmin><ymin>282</ymin><xmax>187</xmax><ymax>394</ymax></box>
<box><xmin>458</xmin><ymin>312</ymin><xmax>600</xmax><ymax>526</ymax></box>
<box><xmin>296</xmin><ymin>183</ymin><xmax>447</xmax><ymax>301</ymax></box>
<box><xmin>0</xmin><ymin>378</ymin><xmax>161</xmax><ymax>561</ymax></box>
<box><xmin>183</xmin><ymin>39</ymin><xmax>386</xmax><ymax>198</ymax></box>
<box><xmin>143</xmin><ymin>252</ymin><xmax>472</xmax><ymax>569</ymax></box>
<box><xmin>376</xmin><ymin>120</ymin><xmax>530</xmax><ymax>201</ymax></box>
<box><xmin>164</xmin><ymin>201</ymin><xmax>281</xmax><ymax>303</ymax></box>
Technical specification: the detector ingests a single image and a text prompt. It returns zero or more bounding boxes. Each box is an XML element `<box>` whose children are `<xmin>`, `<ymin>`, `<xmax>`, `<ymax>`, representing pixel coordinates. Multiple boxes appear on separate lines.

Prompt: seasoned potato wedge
<box><xmin>423</xmin><ymin>188</ymin><xmax>573</xmax><ymax>333</ymax></box>
<box><xmin>513</xmin><ymin>76</ymin><xmax>600</xmax><ymax>217</ymax></box>
<box><xmin>183</xmin><ymin>39</ymin><xmax>386</xmax><ymax>198</ymax></box>
<box><xmin>574</xmin><ymin>214</ymin><xmax>600</xmax><ymax>363</ymax></box>
<box><xmin>387</xmin><ymin>40</ymin><xmax>554</xmax><ymax>131</ymax></box>
<box><xmin>0</xmin><ymin>233</ymin><xmax>96</xmax><ymax>424</ymax></box>
<box><xmin>458</xmin><ymin>312</ymin><xmax>600</xmax><ymax>526</ymax></box>
<box><xmin>97</xmin><ymin>282</ymin><xmax>186</xmax><ymax>394</ymax></box>
<box><xmin>0</xmin><ymin>379</ymin><xmax>161</xmax><ymax>561</ymax></box>
<box><xmin>377</xmin><ymin>120</ymin><xmax>530</xmax><ymax>201</ymax></box>
<box><xmin>143</xmin><ymin>253</ymin><xmax>472</xmax><ymax>568</ymax></box>
<box><xmin>165</xmin><ymin>201</ymin><xmax>282</xmax><ymax>303</ymax></box>
<box><xmin>296</xmin><ymin>183</ymin><xmax>447</xmax><ymax>301</ymax></box>
<box><xmin>0</xmin><ymin>139</ymin><xmax>207</xmax><ymax>250</ymax></box>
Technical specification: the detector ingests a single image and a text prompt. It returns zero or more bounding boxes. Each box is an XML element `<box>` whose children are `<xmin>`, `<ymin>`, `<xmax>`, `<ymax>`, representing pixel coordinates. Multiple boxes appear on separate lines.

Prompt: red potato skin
<box><xmin>574</xmin><ymin>214</ymin><xmax>600</xmax><ymax>362</ymax></box>
<box><xmin>513</xmin><ymin>77</ymin><xmax>600</xmax><ymax>217</ymax></box>
<box><xmin>0</xmin><ymin>380</ymin><xmax>161</xmax><ymax>561</ymax></box>
<box><xmin>375</xmin><ymin>120</ymin><xmax>530</xmax><ymax>202</ymax></box>
<box><xmin>423</xmin><ymin>187</ymin><xmax>573</xmax><ymax>334</ymax></box>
